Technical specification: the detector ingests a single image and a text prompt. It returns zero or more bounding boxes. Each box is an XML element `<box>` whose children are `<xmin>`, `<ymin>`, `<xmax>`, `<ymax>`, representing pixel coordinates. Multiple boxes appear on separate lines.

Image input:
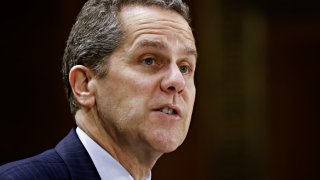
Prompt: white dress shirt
<box><xmin>76</xmin><ymin>127</ymin><xmax>151</xmax><ymax>180</ymax></box>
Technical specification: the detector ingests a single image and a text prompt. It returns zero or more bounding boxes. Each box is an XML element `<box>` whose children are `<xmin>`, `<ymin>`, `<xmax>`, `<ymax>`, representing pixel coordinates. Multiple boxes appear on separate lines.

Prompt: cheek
<box><xmin>100</xmin><ymin>75</ymin><xmax>156</xmax><ymax>119</ymax></box>
<box><xmin>183</xmin><ymin>84</ymin><xmax>196</xmax><ymax>125</ymax></box>
<box><xmin>185</xmin><ymin>82</ymin><xmax>196</xmax><ymax>107</ymax></box>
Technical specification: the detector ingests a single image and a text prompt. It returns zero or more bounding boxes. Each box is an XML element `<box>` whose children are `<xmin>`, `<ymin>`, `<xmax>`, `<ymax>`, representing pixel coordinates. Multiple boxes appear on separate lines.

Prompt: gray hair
<box><xmin>62</xmin><ymin>0</ymin><xmax>190</xmax><ymax>115</ymax></box>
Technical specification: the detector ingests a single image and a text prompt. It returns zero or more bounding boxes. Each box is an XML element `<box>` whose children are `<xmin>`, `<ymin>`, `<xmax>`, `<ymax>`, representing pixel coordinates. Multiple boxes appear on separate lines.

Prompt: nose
<box><xmin>161</xmin><ymin>63</ymin><xmax>186</xmax><ymax>94</ymax></box>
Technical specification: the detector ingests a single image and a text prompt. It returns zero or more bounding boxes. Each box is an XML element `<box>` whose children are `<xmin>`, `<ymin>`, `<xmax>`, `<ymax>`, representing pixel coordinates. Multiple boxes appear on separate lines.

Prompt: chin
<box><xmin>153</xmin><ymin>142</ymin><xmax>180</xmax><ymax>153</ymax></box>
<box><xmin>148</xmin><ymin>131</ymin><xmax>186</xmax><ymax>153</ymax></box>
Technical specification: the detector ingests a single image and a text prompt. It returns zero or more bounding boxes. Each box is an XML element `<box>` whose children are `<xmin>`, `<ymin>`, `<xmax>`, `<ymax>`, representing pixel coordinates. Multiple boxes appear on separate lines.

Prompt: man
<box><xmin>0</xmin><ymin>0</ymin><xmax>197</xmax><ymax>179</ymax></box>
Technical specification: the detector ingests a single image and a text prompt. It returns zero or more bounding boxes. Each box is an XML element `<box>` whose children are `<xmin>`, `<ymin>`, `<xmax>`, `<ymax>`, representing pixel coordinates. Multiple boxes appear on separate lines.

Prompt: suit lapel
<box><xmin>55</xmin><ymin>128</ymin><xmax>100</xmax><ymax>179</ymax></box>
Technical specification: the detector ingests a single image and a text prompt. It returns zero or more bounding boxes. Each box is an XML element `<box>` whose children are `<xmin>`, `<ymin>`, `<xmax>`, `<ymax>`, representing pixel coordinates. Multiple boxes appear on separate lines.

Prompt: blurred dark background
<box><xmin>1</xmin><ymin>0</ymin><xmax>319</xmax><ymax>179</ymax></box>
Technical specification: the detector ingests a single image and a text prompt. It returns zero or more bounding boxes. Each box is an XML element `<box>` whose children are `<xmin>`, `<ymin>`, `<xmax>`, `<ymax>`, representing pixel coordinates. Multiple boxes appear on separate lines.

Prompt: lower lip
<box><xmin>151</xmin><ymin>111</ymin><xmax>181</xmax><ymax>121</ymax></box>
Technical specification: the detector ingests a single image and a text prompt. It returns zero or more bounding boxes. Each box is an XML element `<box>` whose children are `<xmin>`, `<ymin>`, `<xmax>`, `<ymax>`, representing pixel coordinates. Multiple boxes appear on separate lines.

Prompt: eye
<box><xmin>143</xmin><ymin>57</ymin><xmax>156</xmax><ymax>66</ymax></box>
<box><xmin>179</xmin><ymin>65</ymin><xmax>190</xmax><ymax>74</ymax></box>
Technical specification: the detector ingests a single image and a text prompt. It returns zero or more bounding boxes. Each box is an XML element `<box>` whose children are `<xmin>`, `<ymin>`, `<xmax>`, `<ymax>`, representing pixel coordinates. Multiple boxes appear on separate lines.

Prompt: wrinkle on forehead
<box><xmin>126</xmin><ymin>18</ymin><xmax>191</xmax><ymax>33</ymax></box>
<box><xmin>120</xmin><ymin>6</ymin><xmax>197</xmax><ymax>57</ymax></box>
<box><xmin>126</xmin><ymin>19</ymin><xmax>194</xmax><ymax>42</ymax></box>
<box><xmin>119</xmin><ymin>5</ymin><xmax>195</xmax><ymax>50</ymax></box>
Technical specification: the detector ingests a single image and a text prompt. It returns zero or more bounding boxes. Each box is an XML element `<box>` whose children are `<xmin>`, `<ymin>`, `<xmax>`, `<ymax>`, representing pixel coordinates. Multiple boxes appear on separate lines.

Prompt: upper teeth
<box><xmin>160</xmin><ymin>107</ymin><xmax>174</xmax><ymax>115</ymax></box>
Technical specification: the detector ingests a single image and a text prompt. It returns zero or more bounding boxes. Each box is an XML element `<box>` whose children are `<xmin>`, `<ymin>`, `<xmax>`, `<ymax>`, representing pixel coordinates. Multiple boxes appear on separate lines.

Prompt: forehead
<box><xmin>119</xmin><ymin>4</ymin><xmax>190</xmax><ymax>26</ymax></box>
<box><xmin>119</xmin><ymin>5</ymin><xmax>195</xmax><ymax>45</ymax></box>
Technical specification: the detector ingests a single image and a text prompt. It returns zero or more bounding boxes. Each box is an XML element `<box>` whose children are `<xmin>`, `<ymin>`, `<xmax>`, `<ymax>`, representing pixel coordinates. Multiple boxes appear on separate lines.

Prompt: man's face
<box><xmin>95</xmin><ymin>5</ymin><xmax>197</xmax><ymax>153</ymax></box>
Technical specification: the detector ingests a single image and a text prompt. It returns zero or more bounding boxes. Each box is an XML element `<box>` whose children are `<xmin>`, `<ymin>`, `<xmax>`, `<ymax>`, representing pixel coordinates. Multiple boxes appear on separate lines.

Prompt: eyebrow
<box><xmin>135</xmin><ymin>40</ymin><xmax>198</xmax><ymax>59</ymax></box>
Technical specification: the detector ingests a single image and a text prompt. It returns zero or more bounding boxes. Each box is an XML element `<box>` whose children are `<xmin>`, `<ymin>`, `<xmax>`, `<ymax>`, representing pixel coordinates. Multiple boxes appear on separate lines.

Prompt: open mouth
<box><xmin>158</xmin><ymin>107</ymin><xmax>177</xmax><ymax>115</ymax></box>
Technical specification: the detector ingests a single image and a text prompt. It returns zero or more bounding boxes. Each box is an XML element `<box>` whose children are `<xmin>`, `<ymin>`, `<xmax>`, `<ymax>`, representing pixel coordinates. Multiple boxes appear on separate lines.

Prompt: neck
<box><xmin>75</xmin><ymin>109</ymin><xmax>162</xmax><ymax>180</ymax></box>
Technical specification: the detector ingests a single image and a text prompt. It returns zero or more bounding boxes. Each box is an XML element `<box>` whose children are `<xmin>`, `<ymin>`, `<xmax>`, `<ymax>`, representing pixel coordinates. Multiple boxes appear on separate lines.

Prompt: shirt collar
<box><xmin>76</xmin><ymin>127</ymin><xmax>151</xmax><ymax>180</ymax></box>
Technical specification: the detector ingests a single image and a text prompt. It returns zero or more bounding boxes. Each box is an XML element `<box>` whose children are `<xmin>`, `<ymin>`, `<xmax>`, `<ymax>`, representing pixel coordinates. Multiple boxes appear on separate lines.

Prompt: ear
<box><xmin>69</xmin><ymin>65</ymin><xmax>96</xmax><ymax>108</ymax></box>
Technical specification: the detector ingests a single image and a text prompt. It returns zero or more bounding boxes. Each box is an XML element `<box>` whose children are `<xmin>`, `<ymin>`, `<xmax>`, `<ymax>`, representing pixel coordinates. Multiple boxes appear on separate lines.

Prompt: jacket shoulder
<box><xmin>0</xmin><ymin>149</ymin><xmax>70</xmax><ymax>179</ymax></box>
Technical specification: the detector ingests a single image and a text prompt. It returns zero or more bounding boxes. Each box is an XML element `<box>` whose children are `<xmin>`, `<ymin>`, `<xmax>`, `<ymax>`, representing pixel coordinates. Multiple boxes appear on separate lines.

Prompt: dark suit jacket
<box><xmin>0</xmin><ymin>129</ymin><xmax>101</xmax><ymax>179</ymax></box>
